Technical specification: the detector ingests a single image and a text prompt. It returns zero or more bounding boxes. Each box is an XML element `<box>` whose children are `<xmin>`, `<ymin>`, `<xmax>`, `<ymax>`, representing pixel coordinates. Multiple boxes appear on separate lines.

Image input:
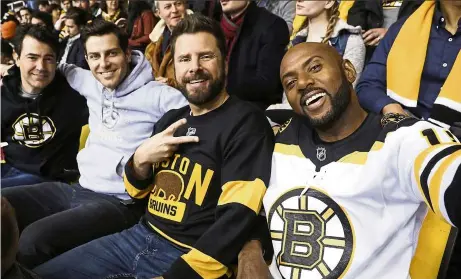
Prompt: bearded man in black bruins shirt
<box><xmin>33</xmin><ymin>14</ymin><xmax>274</xmax><ymax>279</ymax></box>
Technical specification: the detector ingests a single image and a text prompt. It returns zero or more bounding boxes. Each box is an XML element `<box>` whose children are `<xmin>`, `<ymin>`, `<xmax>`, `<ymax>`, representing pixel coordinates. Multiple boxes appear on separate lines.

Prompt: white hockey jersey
<box><xmin>264</xmin><ymin>114</ymin><xmax>461</xmax><ymax>279</ymax></box>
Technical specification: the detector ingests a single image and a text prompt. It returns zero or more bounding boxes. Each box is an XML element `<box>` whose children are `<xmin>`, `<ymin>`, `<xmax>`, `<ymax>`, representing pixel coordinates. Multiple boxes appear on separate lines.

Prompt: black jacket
<box><xmin>59</xmin><ymin>37</ymin><xmax>89</xmax><ymax>69</ymax></box>
<box><xmin>1</xmin><ymin>66</ymin><xmax>88</xmax><ymax>180</ymax></box>
<box><xmin>348</xmin><ymin>0</ymin><xmax>423</xmax><ymax>30</ymax></box>
<box><xmin>224</xmin><ymin>2</ymin><xmax>289</xmax><ymax>109</ymax></box>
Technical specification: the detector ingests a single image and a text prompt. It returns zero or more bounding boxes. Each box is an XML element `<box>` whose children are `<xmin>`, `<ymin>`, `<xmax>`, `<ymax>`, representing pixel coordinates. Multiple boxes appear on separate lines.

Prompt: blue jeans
<box><xmin>34</xmin><ymin>221</ymin><xmax>186</xmax><ymax>279</ymax></box>
<box><xmin>1</xmin><ymin>164</ymin><xmax>47</xmax><ymax>188</ymax></box>
<box><xmin>1</xmin><ymin>182</ymin><xmax>144</xmax><ymax>268</ymax></box>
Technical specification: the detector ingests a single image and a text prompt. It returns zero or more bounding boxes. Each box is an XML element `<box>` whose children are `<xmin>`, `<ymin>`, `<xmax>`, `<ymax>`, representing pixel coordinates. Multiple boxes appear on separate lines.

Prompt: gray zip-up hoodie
<box><xmin>59</xmin><ymin>50</ymin><xmax>188</xmax><ymax>198</ymax></box>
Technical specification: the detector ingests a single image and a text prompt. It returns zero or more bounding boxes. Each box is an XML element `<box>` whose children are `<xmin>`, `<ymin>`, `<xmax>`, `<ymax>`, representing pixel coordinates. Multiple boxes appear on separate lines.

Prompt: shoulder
<box><xmin>224</xmin><ymin>97</ymin><xmax>273</xmax><ymax>134</ymax></box>
<box><xmin>154</xmin><ymin>105</ymin><xmax>189</xmax><ymax>132</ymax></box>
<box><xmin>275</xmin><ymin>116</ymin><xmax>303</xmax><ymax>145</ymax></box>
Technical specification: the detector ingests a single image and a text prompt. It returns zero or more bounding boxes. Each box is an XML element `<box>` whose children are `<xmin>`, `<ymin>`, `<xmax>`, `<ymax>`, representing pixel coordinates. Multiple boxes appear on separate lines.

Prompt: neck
<box><xmin>306</xmin><ymin>12</ymin><xmax>329</xmax><ymax>41</ymax></box>
<box><xmin>229</xmin><ymin>2</ymin><xmax>249</xmax><ymax>19</ymax></box>
<box><xmin>21</xmin><ymin>83</ymin><xmax>42</xmax><ymax>95</ymax></box>
<box><xmin>441</xmin><ymin>1</ymin><xmax>461</xmax><ymax>34</ymax></box>
<box><xmin>190</xmin><ymin>91</ymin><xmax>229</xmax><ymax>116</ymax></box>
<box><xmin>315</xmin><ymin>94</ymin><xmax>368</xmax><ymax>142</ymax></box>
<box><xmin>108</xmin><ymin>8</ymin><xmax>117</xmax><ymax>15</ymax></box>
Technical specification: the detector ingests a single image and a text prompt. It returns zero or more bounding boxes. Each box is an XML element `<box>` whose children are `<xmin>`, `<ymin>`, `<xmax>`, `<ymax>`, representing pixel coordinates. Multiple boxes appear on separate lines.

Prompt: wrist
<box><xmin>133</xmin><ymin>148</ymin><xmax>151</xmax><ymax>179</ymax></box>
<box><xmin>238</xmin><ymin>240</ymin><xmax>263</xmax><ymax>260</ymax></box>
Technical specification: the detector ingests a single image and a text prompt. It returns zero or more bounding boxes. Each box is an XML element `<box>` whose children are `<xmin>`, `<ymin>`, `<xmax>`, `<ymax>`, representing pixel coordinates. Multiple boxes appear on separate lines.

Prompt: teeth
<box><xmin>305</xmin><ymin>92</ymin><xmax>326</xmax><ymax>106</ymax></box>
<box><xmin>190</xmin><ymin>79</ymin><xmax>204</xmax><ymax>84</ymax></box>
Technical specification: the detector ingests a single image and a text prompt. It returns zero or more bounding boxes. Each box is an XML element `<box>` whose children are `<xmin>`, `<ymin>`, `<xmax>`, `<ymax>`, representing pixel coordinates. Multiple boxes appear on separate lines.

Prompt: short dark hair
<box><xmin>38</xmin><ymin>0</ymin><xmax>50</xmax><ymax>7</ymax></box>
<box><xmin>81</xmin><ymin>19</ymin><xmax>129</xmax><ymax>53</ymax></box>
<box><xmin>65</xmin><ymin>7</ymin><xmax>89</xmax><ymax>27</ymax></box>
<box><xmin>50</xmin><ymin>4</ymin><xmax>61</xmax><ymax>12</ymax></box>
<box><xmin>13</xmin><ymin>24</ymin><xmax>59</xmax><ymax>57</ymax></box>
<box><xmin>100</xmin><ymin>0</ymin><xmax>127</xmax><ymax>13</ymax></box>
<box><xmin>170</xmin><ymin>14</ymin><xmax>227</xmax><ymax>61</ymax></box>
<box><xmin>32</xmin><ymin>11</ymin><xmax>54</xmax><ymax>30</ymax></box>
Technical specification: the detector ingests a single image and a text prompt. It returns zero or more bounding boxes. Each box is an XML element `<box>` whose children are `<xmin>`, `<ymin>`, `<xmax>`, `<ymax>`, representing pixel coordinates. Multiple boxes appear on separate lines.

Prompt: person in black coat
<box><xmin>58</xmin><ymin>7</ymin><xmax>89</xmax><ymax>69</ymax></box>
<box><xmin>347</xmin><ymin>0</ymin><xmax>423</xmax><ymax>61</ymax></box>
<box><xmin>219</xmin><ymin>0</ymin><xmax>289</xmax><ymax>110</ymax></box>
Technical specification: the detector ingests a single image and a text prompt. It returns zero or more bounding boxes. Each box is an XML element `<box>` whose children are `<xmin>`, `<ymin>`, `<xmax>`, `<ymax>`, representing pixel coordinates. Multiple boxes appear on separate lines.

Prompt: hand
<box><xmin>155</xmin><ymin>76</ymin><xmax>169</xmax><ymax>84</ymax></box>
<box><xmin>363</xmin><ymin>28</ymin><xmax>387</xmax><ymax>46</ymax></box>
<box><xmin>237</xmin><ymin>240</ymin><xmax>269</xmax><ymax>279</ymax></box>
<box><xmin>133</xmin><ymin>119</ymin><xmax>199</xmax><ymax>179</ymax></box>
<box><xmin>115</xmin><ymin>18</ymin><xmax>127</xmax><ymax>29</ymax></box>
<box><xmin>382</xmin><ymin>103</ymin><xmax>407</xmax><ymax>116</ymax></box>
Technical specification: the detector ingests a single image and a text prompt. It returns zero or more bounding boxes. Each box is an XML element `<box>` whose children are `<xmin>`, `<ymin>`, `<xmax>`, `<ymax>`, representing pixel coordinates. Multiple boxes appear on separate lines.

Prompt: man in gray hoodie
<box><xmin>2</xmin><ymin>20</ymin><xmax>188</xmax><ymax>269</ymax></box>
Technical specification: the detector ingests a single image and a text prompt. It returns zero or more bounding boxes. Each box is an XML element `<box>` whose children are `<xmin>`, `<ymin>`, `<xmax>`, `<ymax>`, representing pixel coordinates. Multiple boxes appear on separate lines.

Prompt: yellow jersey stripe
<box><xmin>181</xmin><ymin>248</ymin><xmax>228</xmax><ymax>279</ymax></box>
<box><xmin>429</xmin><ymin>150</ymin><xmax>461</xmax><ymax>221</ymax></box>
<box><xmin>148</xmin><ymin>222</ymin><xmax>193</xmax><ymax>250</ymax></box>
<box><xmin>218</xmin><ymin>179</ymin><xmax>266</xmax><ymax>214</ymax></box>
<box><xmin>274</xmin><ymin>143</ymin><xmax>305</xmax><ymax>158</ymax></box>
<box><xmin>123</xmin><ymin>174</ymin><xmax>152</xmax><ymax>199</ymax></box>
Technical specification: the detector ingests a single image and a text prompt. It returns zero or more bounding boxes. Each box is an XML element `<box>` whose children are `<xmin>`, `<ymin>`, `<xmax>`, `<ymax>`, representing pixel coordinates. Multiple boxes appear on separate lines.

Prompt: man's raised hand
<box><xmin>133</xmin><ymin>119</ymin><xmax>199</xmax><ymax>179</ymax></box>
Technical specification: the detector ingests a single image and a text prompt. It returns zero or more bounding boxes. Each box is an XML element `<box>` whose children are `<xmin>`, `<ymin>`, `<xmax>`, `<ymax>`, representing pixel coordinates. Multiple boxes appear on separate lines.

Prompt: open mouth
<box><xmin>99</xmin><ymin>70</ymin><xmax>116</xmax><ymax>77</ymax></box>
<box><xmin>301</xmin><ymin>90</ymin><xmax>328</xmax><ymax>110</ymax></box>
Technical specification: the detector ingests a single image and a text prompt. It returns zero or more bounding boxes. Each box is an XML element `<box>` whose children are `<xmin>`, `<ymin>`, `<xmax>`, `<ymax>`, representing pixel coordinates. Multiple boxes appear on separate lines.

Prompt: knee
<box><xmin>17</xmin><ymin>224</ymin><xmax>59</xmax><ymax>268</ymax></box>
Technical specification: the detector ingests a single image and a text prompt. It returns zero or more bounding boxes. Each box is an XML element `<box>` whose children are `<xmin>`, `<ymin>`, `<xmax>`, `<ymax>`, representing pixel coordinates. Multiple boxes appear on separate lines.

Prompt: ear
<box><xmin>325</xmin><ymin>0</ymin><xmax>335</xmax><ymax>9</ymax></box>
<box><xmin>13</xmin><ymin>51</ymin><xmax>19</xmax><ymax>66</ymax></box>
<box><xmin>343</xmin><ymin>59</ymin><xmax>357</xmax><ymax>84</ymax></box>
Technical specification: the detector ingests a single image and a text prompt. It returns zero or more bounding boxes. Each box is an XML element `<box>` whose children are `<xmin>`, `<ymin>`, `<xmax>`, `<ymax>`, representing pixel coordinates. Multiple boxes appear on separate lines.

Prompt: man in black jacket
<box><xmin>1</xmin><ymin>24</ymin><xmax>88</xmax><ymax>188</ymax></box>
<box><xmin>347</xmin><ymin>0</ymin><xmax>423</xmax><ymax>60</ymax></box>
<box><xmin>219</xmin><ymin>0</ymin><xmax>289</xmax><ymax>110</ymax></box>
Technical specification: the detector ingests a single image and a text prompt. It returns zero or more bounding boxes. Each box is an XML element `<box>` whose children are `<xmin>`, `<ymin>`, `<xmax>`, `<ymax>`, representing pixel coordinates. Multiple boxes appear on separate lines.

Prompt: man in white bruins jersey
<box><xmin>239</xmin><ymin>42</ymin><xmax>461</xmax><ymax>279</ymax></box>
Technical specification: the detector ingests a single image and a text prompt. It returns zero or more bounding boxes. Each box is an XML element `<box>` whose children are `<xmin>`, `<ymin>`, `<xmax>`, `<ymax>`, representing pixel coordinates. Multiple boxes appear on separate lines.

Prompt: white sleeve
<box><xmin>58</xmin><ymin>63</ymin><xmax>92</xmax><ymax>96</ymax></box>
<box><xmin>395</xmin><ymin>121</ymin><xmax>461</xmax><ymax>226</ymax></box>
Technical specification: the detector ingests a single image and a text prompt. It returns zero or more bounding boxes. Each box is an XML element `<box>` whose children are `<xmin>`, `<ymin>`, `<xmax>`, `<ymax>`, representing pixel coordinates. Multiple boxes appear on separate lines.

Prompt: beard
<box><xmin>303</xmin><ymin>77</ymin><xmax>351</xmax><ymax>129</ymax></box>
<box><xmin>177</xmin><ymin>69</ymin><xmax>225</xmax><ymax>106</ymax></box>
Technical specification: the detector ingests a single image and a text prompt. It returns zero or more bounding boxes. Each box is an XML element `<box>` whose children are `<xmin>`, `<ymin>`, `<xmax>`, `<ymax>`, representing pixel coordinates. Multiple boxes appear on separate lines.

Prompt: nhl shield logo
<box><xmin>316</xmin><ymin>147</ymin><xmax>326</xmax><ymax>161</ymax></box>
<box><xmin>186</xmin><ymin>127</ymin><xmax>196</xmax><ymax>136</ymax></box>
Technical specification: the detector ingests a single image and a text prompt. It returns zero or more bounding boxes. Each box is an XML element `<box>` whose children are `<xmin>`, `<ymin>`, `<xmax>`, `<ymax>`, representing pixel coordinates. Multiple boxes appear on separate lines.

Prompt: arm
<box><xmin>347</xmin><ymin>0</ymin><xmax>368</xmax><ymax>29</ymax></box>
<box><xmin>57</xmin><ymin>63</ymin><xmax>92</xmax><ymax>95</ymax></box>
<box><xmin>237</xmin><ymin>240</ymin><xmax>269</xmax><ymax>279</ymax></box>
<box><xmin>355</xmin><ymin>21</ymin><xmax>403</xmax><ymax>113</ymax></box>
<box><xmin>129</xmin><ymin>12</ymin><xmax>156</xmax><ymax>47</ymax></box>
<box><xmin>343</xmin><ymin>33</ymin><xmax>366</xmax><ymax>88</ymax></box>
<box><xmin>397</xmin><ymin>120</ymin><xmax>461</xmax><ymax>228</ymax></box>
<box><xmin>163</xmin><ymin>116</ymin><xmax>274</xmax><ymax>279</ymax></box>
<box><xmin>239</xmin><ymin>18</ymin><xmax>289</xmax><ymax>105</ymax></box>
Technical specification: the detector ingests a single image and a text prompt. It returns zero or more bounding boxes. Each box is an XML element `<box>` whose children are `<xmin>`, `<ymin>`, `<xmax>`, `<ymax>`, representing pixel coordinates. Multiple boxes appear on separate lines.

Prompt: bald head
<box><xmin>281</xmin><ymin>43</ymin><xmax>345</xmax><ymax>81</ymax></box>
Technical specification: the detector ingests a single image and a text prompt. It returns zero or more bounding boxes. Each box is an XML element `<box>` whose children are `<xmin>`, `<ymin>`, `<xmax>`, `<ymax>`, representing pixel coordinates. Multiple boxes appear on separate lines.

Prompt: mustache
<box><xmin>182</xmin><ymin>70</ymin><xmax>211</xmax><ymax>83</ymax></box>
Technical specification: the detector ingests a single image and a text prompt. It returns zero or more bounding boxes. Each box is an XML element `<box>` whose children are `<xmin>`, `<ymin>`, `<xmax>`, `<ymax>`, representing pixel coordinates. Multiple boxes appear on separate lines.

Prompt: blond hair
<box><xmin>299</xmin><ymin>1</ymin><xmax>340</xmax><ymax>44</ymax></box>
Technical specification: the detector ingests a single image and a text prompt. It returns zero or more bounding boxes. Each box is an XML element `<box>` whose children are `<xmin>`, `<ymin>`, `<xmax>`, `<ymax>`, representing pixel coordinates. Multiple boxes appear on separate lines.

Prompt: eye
<box><xmin>88</xmin><ymin>54</ymin><xmax>99</xmax><ymax>60</ymax></box>
<box><xmin>28</xmin><ymin>57</ymin><xmax>37</xmax><ymax>61</ymax></box>
<box><xmin>310</xmin><ymin>63</ymin><xmax>322</xmax><ymax>73</ymax></box>
<box><xmin>200</xmin><ymin>54</ymin><xmax>214</xmax><ymax>60</ymax></box>
<box><xmin>109</xmin><ymin>51</ymin><xmax>118</xmax><ymax>57</ymax></box>
<box><xmin>286</xmin><ymin>79</ymin><xmax>297</xmax><ymax>90</ymax></box>
<box><xmin>178</xmin><ymin>57</ymin><xmax>190</xmax><ymax>63</ymax></box>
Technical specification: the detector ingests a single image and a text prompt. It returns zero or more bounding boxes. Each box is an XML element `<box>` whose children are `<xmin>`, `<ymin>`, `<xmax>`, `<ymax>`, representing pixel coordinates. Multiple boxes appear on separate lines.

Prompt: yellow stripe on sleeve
<box><xmin>181</xmin><ymin>248</ymin><xmax>228</xmax><ymax>279</ymax></box>
<box><xmin>428</xmin><ymin>150</ymin><xmax>461</xmax><ymax>221</ymax></box>
<box><xmin>218</xmin><ymin>179</ymin><xmax>267</xmax><ymax>214</ymax></box>
<box><xmin>123</xmin><ymin>174</ymin><xmax>152</xmax><ymax>199</ymax></box>
<box><xmin>413</xmin><ymin>143</ymin><xmax>456</xmax><ymax>208</ymax></box>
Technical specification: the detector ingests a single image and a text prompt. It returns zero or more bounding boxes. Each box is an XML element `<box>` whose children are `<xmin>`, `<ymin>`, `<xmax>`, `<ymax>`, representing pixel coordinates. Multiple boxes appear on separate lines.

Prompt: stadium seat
<box><xmin>79</xmin><ymin>124</ymin><xmax>90</xmax><ymax>151</ymax></box>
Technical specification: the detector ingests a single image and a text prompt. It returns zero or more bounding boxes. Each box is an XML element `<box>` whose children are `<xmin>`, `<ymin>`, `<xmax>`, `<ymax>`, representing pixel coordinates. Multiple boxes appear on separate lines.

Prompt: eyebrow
<box><xmin>281</xmin><ymin>55</ymin><xmax>322</xmax><ymax>81</ymax></box>
<box><xmin>87</xmin><ymin>48</ymin><xmax>120</xmax><ymax>56</ymax></box>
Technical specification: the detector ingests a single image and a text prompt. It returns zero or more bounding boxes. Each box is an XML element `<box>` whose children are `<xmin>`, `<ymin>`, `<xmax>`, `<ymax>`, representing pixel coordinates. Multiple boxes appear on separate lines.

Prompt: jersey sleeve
<box><xmin>163</xmin><ymin>116</ymin><xmax>275</xmax><ymax>279</ymax></box>
<box><xmin>397</xmin><ymin>120</ymin><xmax>461</xmax><ymax>227</ymax></box>
<box><xmin>123</xmin><ymin>113</ymin><xmax>172</xmax><ymax>199</ymax></box>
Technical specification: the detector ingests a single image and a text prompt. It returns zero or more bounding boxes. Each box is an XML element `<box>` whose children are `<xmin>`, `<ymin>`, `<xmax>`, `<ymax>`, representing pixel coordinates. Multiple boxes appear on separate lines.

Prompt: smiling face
<box><xmin>157</xmin><ymin>1</ymin><xmax>187</xmax><ymax>31</ymax></box>
<box><xmin>281</xmin><ymin>43</ymin><xmax>355</xmax><ymax>128</ymax></box>
<box><xmin>85</xmin><ymin>33</ymin><xmax>131</xmax><ymax>90</ymax></box>
<box><xmin>19</xmin><ymin>9</ymin><xmax>31</xmax><ymax>24</ymax></box>
<box><xmin>17</xmin><ymin>36</ymin><xmax>57</xmax><ymax>94</ymax></box>
<box><xmin>174</xmin><ymin>32</ymin><xmax>226</xmax><ymax>106</ymax></box>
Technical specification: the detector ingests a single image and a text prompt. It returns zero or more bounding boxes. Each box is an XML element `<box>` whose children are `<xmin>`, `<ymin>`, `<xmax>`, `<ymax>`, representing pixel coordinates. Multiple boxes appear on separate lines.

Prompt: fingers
<box><xmin>163</xmin><ymin>118</ymin><xmax>187</xmax><ymax>135</ymax></box>
<box><xmin>369</xmin><ymin>36</ymin><xmax>381</xmax><ymax>46</ymax></box>
<box><xmin>169</xmin><ymin>136</ymin><xmax>199</xmax><ymax>145</ymax></box>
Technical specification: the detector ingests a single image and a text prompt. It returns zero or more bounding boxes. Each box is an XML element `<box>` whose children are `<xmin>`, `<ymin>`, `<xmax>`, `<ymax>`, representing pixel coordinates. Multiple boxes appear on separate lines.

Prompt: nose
<box><xmin>297</xmin><ymin>72</ymin><xmax>315</xmax><ymax>92</ymax></box>
<box><xmin>35</xmin><ymin>58</ymin><xmax>46</xmax><ymax>71</ymax></box>
<box><xmin>100</xmin><ymin>56</ymin><xmax>111</xmax><ymax>69</ymax></box>
<box><xmin>188</xmin><ymin>56</ymin><xmax>200</xmax><ymax>74</ymax></box>
<box><xmin>171</xmin><ymin>5</ymin><xmax>178</xmax><ymax>13</ymax></box>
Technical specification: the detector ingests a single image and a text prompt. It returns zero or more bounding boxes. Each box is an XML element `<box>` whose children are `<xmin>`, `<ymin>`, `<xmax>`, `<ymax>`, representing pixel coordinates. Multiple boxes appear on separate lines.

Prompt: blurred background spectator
<box><xmin>58</xmin><ymin>7</ymin><xmax>89</xmax><ymax>69</ymax></box>
<box><xmin>127</xmin><ymin>0</ymin><xmax>157</xmax><ymax>53</ymax></box>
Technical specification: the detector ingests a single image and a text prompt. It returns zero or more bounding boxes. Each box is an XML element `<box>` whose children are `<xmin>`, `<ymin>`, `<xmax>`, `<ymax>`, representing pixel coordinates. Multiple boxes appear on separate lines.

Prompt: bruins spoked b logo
<box><xmin>268</xmin><ymin>187</ymin><xmax>354</xmax><ymax>279</ymax></box>
<box><xmin>12</xmin><ymin>113</ymin><xmax>56</xmax><ymax>148</ymax></box>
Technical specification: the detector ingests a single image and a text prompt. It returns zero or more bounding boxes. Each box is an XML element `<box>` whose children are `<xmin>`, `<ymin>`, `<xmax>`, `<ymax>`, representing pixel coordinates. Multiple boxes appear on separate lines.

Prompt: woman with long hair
<box><xmin>291</xmin><ymin>0</ymin><xmax>365</xmax><ymax>85</ymax></box>
<box><xmin>127</xmin><ymin>0</ymin><xmax>157</xmax><ymax>52</ymax></box>
<box><xmin>99</xmin><ymin>0</ymin><xmax>127</xmax><ymax>26</ymax></box>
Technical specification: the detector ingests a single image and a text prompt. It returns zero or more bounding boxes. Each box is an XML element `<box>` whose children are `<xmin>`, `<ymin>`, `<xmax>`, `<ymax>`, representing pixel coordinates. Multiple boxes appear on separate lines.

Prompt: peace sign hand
<box><xmin>133</xmin><ymin>119</ymin><xmax>199</xmax><ymax>179</ymax></box>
